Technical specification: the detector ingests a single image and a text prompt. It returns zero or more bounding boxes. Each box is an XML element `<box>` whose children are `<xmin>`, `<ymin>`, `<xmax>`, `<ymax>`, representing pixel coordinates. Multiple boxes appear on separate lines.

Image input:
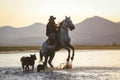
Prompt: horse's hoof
<box><xmin>51</xmin><ymin>65</ymin><xmax>54</xmax><ymax>68</ymax></box>
<box><xmin>64</xmin><ymin>62</ymin><xmax>72</xmax><ymax>69</ymax></box>
<box><xmin>71</xmin><ymin>57</ymin><xmax>73</xmax><ymax>61</ymax></box>
<box><xmin>66</xmin><ymin>59</ymin><xmax>69</xmax><ymax>62</ymax></box>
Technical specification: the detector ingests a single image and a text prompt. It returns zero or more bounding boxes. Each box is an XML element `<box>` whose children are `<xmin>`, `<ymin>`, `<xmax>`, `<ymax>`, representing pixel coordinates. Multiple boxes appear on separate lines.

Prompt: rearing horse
<box><xmin>40</xmin><ymin>16</ymin><xmax>75</xmax><ymax>68</ymax></box>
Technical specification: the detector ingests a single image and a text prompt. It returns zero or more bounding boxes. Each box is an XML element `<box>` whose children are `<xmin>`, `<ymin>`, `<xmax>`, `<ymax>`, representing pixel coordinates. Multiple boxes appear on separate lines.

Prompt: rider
<box><xmin>46</xmin><ymin>16</ymin><xmax>57</xmax><ymax>45</ymax></box>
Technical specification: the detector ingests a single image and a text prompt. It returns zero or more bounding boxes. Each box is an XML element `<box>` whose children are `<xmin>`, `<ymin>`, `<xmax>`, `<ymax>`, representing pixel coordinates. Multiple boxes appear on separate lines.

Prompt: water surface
<box><xmin>0</xmin><ymin>50</ymin><xmax>120</xmax><ymax>68</ymax></box>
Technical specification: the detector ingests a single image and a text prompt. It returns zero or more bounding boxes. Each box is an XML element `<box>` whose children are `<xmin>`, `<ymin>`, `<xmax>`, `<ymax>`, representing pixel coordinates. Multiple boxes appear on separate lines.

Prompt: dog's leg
<box><xmin>32</xmin><ymin>65</ymin><xmax>34</xmax><ymax>72</ymax></box>
<box><xmin>22</xmin><ymin>64</ymin><xmax>24</xmax><ymax>71</ymax></box>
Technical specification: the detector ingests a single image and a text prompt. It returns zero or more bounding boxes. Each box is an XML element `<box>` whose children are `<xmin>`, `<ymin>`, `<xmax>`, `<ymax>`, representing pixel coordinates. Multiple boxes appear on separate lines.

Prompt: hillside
<box><xmin>0</xmin><ymin>23</ymin><xmax>46</xmax><ymax>46</ymax></box>
<box><xmin>0</xmin><ymin>16</ymin><xmax>120</xmax><ymax>46</ymax></box>
<box><xmin>71</xmin><ymin>16</ymin><xmax>120</xmax><ymax>45</ymax></box>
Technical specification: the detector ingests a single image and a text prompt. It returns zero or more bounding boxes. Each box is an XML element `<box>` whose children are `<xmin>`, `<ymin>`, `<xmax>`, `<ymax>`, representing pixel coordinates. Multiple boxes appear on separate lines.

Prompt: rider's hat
<box><xmin>49</xmin><ymin>16</ymin><xmax>56</xmax><ymax>20</ymax></box>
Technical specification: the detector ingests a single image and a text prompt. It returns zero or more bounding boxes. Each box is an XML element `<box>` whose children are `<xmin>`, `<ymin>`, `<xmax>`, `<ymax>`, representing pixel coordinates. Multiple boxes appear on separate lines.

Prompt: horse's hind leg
<box><xmin>39</xmin><ymin>50</ymin><xmax>43</xmax><ymax>62</ymax></box>
<box><xmin>48</xmin><ymin>52</ymin><xmax>55</xmax><ymax>68</ymax></box>
<box><xmin>44</xmin><ymin>55</ymin><xmax>48</xmax><ymax>69</ymax></box>
<box><xmin>68</xmin><ymin>44</ymin><xmax>75</xmax><ymax>61</ymax></box>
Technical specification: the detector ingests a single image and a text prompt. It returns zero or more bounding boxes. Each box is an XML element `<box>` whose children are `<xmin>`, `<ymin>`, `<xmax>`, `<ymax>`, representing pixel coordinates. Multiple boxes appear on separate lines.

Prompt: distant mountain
<box><xmin>117</xmin><ymin>22</ymin><xmax>120</xmax><ymax>24</ymax></box>
<box><xmin>0</xmin><ymin>23</ymin><xmax>46</xmax><ymax>46</ymax></box>
<box><xmin>0</xmin><ymin>16</ymin><xmax>120</xmax><ymax>46</ymax></box>
<box><xmin>71</xmin><ymin>16</ymin><xmax>120</xmax><ymax>45</ymax></box>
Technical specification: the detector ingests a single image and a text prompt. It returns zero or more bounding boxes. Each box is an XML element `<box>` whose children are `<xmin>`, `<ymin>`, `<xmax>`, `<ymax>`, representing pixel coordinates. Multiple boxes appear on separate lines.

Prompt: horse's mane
<box><xmin>59</xmin><ymin>20</ymin><xmax>64</xmax><ymax>27</ymax></box>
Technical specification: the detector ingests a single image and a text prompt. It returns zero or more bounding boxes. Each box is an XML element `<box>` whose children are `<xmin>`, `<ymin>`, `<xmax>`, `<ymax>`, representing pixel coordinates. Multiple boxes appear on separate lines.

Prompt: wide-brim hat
<box><xmin>49</xmin><ymin>16</ymin><xmax>56</xmax><ymax>20</ymax></box>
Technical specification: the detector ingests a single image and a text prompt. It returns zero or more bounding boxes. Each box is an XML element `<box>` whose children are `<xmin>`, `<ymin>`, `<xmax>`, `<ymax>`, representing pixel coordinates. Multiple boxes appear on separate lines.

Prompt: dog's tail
<box><xmin>20</xmin><ymin>56</ymin><xmax>25</xmax><ymax>62</ymax></box>
<box><xmin>39</xmin><ymin>50</ymin><xmax>43</xmax><ymax>63</ymax></box>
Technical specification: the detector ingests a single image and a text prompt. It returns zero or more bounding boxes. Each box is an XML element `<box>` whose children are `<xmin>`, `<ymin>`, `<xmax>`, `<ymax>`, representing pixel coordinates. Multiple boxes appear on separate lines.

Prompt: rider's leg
<box><xmin>47</xmin><ymin>33</ymin><xmax>55</xmax><ymax>45</ymax></box>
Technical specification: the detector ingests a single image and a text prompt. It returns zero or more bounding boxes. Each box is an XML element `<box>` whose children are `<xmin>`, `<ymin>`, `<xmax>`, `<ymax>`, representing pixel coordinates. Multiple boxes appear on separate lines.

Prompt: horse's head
<box><xmin>64</xmin><ymin>16</ymin><xmax>75</xmax><ymax>31</ymax></box>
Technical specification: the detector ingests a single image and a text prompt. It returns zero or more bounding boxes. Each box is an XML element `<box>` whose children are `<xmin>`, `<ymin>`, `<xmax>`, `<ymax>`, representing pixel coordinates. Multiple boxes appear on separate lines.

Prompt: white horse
<box><xmin>40</xmin><ymin>16</ymin><xmax>75</xmax><ymax>68</ymax></box>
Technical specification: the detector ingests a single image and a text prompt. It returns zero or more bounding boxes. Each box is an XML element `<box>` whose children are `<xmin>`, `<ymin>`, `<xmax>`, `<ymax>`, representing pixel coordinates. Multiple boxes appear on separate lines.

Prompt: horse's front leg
<box><xmin>48</xmin><ymin>52</ymin><xmax>55</xmax><ymax>68</ymax></box>
<box><xmin>65</xmin><ymin>48</ymin><xmax>70</xmax><ymax>62</ymax></box>
<box><xmin>68</xmin><ymin>44</ymin><xmax>75</xmax><ymax>62</ymax></box>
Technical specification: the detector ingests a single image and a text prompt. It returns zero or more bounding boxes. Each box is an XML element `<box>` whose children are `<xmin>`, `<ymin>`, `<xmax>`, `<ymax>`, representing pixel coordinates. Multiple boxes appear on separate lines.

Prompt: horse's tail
<box><xmin>39</xmin><ymin>50</ymin><xmax>43</xmax><ymax>63</ymax></box>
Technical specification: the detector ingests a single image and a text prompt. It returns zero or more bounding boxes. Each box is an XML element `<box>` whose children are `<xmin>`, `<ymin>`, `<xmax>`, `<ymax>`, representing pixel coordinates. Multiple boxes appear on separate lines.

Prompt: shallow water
<box><xmin>0</xmin><ymin>67</ymin><xmax>120</xmax><ymax>80</ymax></box>
<box><xmin>0</xmin><ymin>50</ymin><xmax>120</xmax><ymax>80</ymax></box>
<box><xmin>0</xmin><ymin>50</ymin><xmax>120</xmax><ymax>67</ymax></box>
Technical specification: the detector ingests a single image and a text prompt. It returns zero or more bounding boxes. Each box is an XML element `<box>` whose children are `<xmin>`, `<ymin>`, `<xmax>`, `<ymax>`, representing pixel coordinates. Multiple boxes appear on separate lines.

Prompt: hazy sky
<box><xmin>0</xmin><ymin>0</ymin><xmax>120</xmax><ymax>27</ymax></box>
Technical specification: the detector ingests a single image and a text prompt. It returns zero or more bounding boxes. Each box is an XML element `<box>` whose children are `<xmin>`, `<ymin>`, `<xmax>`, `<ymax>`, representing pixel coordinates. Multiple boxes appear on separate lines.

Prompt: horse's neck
<box><xmin>60</xmin><ymin>23</ymin><xmax>69</xmax><ymax>36</ymax></box>
<box><xmin>58</xmin><ymin>21</ymin><xmax>70</xmax><ymax>48</ymax></box>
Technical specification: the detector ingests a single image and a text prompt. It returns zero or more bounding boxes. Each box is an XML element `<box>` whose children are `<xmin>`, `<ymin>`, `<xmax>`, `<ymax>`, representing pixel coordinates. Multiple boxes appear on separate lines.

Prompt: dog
<box><xmin>20</xmin><ymin>54</ymin><xmax>37</xmax><ymax>72</ymax></box>
<box><xmin>37</xmin><ymin>63</ymin><xmax>45</xmax><ymax>72</ymax></box>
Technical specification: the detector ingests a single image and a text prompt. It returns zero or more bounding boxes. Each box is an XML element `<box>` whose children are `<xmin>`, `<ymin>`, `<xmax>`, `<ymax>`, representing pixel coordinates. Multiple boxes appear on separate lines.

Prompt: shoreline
<box><xmin>0</xmin><ymin>45</ymin><xmax>120</xmax><ymax>52</ymax></box>
<box><xmin>0</xmin><ymin>49</ymin><xmax>120</xmax><ymax>54</ymax></box>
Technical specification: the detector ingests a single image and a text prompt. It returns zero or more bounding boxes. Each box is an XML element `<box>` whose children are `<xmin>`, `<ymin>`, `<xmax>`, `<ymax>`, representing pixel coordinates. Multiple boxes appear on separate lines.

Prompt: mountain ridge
<box><xmin>72</xmin><ymin>16</ymin><xmax>120</xmax><ymax>45</ymax></box>
<box><xmin>0</xmin><ymin>16</ymin><xmax>120</xmax><ymax>46</ymax></box>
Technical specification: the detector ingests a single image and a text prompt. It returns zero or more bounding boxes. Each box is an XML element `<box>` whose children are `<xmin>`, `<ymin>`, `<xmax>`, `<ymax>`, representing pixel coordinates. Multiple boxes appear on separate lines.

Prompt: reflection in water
<box><xmin>0</xmin><ymin>50</ymin><xmax>120</xmax><ymax>67</ymax></box>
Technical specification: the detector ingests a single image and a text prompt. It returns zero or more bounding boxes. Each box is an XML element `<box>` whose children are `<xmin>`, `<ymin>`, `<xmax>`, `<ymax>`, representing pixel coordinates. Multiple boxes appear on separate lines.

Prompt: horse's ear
<box><xmin>65</xmin><ymin>16</ymin><xmax>67</xmax><ymax>19</ymax></box>
<box><xmin>69</xmin><ymin>16</ymin><xmax>71</xmax><ymax>19</ymax></box>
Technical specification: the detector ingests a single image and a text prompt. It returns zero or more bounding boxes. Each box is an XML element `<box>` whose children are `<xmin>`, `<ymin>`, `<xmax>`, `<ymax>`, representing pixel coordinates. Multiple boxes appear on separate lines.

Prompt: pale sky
<box><xmin>0</xmin><ymin>0</ymin><xmax>120</xmax><ymax>27</ymax></box>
